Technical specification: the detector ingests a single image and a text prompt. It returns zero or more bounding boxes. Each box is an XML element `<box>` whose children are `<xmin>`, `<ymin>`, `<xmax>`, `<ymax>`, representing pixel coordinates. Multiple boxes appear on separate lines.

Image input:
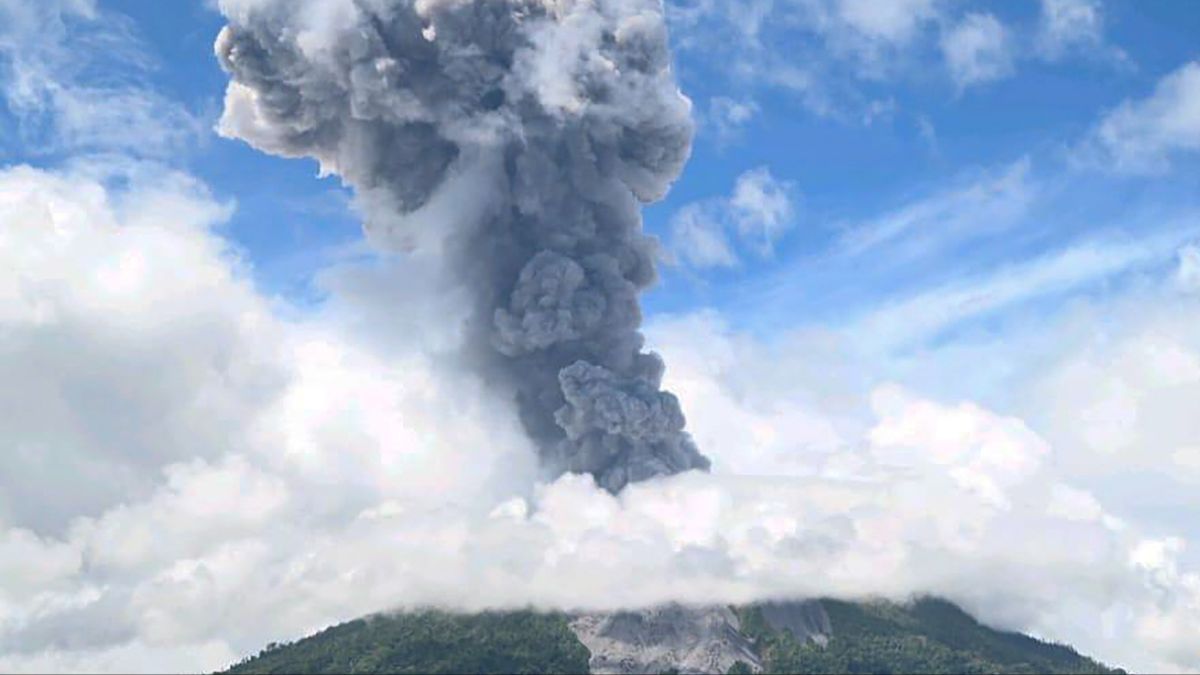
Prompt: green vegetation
<box><xmin>223</xmin><ymin>598</ymin><xmax>1121</xmax><ymax>674</ymax></box>
<box><xmin>224</xmin><ymin>610</ymin><xmax>589</xmax><ymax>674</ymax></box>
<box><xmin>736</xmin><ymin>597</ymin><xmax>1122</xmax><ymax>674</ymax></box>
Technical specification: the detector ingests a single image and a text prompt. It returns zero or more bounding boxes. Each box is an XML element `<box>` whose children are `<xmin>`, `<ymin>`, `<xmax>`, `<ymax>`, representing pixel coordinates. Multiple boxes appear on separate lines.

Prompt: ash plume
<box><xmin>215</xmin><ymin>0</ymin><xmax>709</xmax><ymax>492</ymax></box>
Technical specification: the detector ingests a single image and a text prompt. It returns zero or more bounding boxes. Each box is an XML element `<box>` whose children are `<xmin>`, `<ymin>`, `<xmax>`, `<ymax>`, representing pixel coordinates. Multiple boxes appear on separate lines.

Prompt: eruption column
<box><xmin>216</xmin><ymin>0</ymin><xmax>709</xmax><ymax>491</ymax></box>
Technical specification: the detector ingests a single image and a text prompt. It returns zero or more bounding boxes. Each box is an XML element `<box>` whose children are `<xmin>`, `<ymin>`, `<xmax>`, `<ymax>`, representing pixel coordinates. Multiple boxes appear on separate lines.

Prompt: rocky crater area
<box><xmin>570</xmin><ymin>601</ymin><xmax>830</xmax><ymax>674</ymax></box>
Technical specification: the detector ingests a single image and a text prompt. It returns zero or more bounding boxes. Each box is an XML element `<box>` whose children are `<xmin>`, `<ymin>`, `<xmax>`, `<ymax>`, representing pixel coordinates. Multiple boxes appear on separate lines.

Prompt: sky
<box><xmin>0</xmin><ymin>0</ymin><xmax>1199</xmax><ymax>672</ymax></box>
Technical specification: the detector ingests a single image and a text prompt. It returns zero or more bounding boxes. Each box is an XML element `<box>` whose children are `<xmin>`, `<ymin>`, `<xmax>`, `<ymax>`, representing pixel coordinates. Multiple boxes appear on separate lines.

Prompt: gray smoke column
<box><xmin>214</xmin><ymin>0</ymin><xmax>709</xmax><ymax>492</ymax></box>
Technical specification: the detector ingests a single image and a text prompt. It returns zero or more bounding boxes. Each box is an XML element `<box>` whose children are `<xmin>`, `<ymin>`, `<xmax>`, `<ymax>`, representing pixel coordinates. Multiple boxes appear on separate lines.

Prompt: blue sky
<box><xmin>5</xmin><ymin>1</ymin><xmax>1197</xmax><ymax>334</ymax></box>
<box><xmin>2</xmin><ymin>1</ymin><xmax>1200</xmax><ymax>671</ymax></box>
<box><xmin>30</xmin><ymin>0</ymin><xmax>1188</xmax><ymax>540</ymax></box>
<box><xmin>652</xmin><ymin>1</ymin><xmax>1200</xmax><ymax>334</ymax></box>
<box><xmin>0</xmin><ymin>0</ymin><xmax>1197</xmax><ymax>549</ymax></box>
<box><xmin>9</xmin><ymin>1</ymin><xmax>1200</xmax><ymax>345</ymax></box>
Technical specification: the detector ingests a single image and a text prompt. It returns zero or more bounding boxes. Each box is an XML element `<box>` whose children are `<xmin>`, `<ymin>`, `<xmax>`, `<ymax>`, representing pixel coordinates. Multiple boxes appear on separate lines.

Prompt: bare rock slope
<box><xmin>569</xmin><ymin>601</ymin><xmax>830</xmax><ymax>674</ymax></box>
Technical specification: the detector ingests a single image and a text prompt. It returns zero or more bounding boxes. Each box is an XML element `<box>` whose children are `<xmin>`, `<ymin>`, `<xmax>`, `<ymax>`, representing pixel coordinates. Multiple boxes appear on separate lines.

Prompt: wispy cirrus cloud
<box><xmin>0</xmin><ymin>0</ymin><xmax>205</xmax><ymax>159</ymax></box>
<box><xmin>848</xmin><ymin>228</ymin><xmax>1198</xmax><ymax>351</ymax></box>
<box><xmin>836</xmin><ymin>158</ymin><xmax>1035</xmax><ymax>258</ymax></box>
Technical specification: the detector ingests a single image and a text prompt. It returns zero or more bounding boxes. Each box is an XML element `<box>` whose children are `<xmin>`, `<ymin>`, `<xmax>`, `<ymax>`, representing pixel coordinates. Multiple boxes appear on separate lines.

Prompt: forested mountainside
<box><xmin>224</xmin><ymin>597</ymin><xmax>1120</xmax><ymax>675</ymax></box>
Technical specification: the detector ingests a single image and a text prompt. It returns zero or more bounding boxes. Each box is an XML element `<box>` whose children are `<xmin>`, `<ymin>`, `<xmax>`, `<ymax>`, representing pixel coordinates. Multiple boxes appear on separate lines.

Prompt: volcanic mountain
<box><xmin>222</xmin><ymin>598</ymin><xmax>1120</xmax><ymax>674</ymax></box>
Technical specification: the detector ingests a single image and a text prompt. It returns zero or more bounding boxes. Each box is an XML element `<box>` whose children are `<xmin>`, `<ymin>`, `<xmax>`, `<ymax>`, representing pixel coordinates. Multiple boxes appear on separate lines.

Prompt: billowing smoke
<box><xmin>214</xmin><ymin>0</ymin><xmax>709</xmax><ymax>492</ymax></box>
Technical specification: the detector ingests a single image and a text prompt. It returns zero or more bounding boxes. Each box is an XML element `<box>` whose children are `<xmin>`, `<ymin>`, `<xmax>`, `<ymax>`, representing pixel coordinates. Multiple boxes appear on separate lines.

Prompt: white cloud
<box><xmin>849</xmin><ymin>230</ymin><xmax>1191</xmax><ymax>351</ymax></box>
<box><xmin>646</xmin><ymin>272</ymin><xmax>1200</xmax><ymax>671</ymax></box>
<box><xmin>646</xmin><ymin>311</ymin><xmax>859</xmax><ymax>477</ymax></box>
<box><xmin>0</xmin><ymin>162</ymin><xmax>282</xmax><ymax>532</ymax></box>
<box><xmin>0</xmin><ymin>162</ymin><xmax>537</xmax><ymax>668</ymax></box>
<box><xmin>860</xmin><ymin>97</ymin><xmax>896</xmax><ymax>126</ymax></box>
<box><xmin>915</xmin><ymin>114</ymin><xmax>939</xmax><ymax>153</ymax></box>
<box><xmin>940</xmin><ymin>13</ymin><xmax>1014</xmax><ymax>89</ymax></box>
<box><xmin>669</xmin><ymin>0</ymin><xmax>1126</xmax><ymax>118</ymax></box>
<box><xmin>0</xmin><ymin>0</ymin><xmax>96</xmax><ymax>39</ymax></box>
<box><xmin>1046</xmin><ymin>483</ymin><xmax>1107</xmax><ymax>523</ymax></box>
<box><xmin>705</xmin><ymin>96</ymin><xmax>760</xmax><ymax>145</ymax></box>
<box><xmin>730</xmin><ymin>167</ymin><xmax>796</xmax><ymax>256</ymax></box>
<box><xmin>1036</xmin><ymin>0</ymin><xmax>1104</xmax><ymax>59</ymax></box>
<box><xmin>0</xmin><ymin>0</ymin><xmax>204</xmax><ymax>158</ymax></box>
<box><xmin>670</xmin><ymin>167</ymin><xmax>796</xmax><ymax>269</ymax></box>
<box><xmin>648</xmin><ymin>311</ymin><xmax>1200</xmax><ymax>672</ymax></box>
<box><xmin>666</xmin><ymin>0</ymin><xmax>951</xmax><ymax>120</ymax></box>
<box><xmin>803</xmin><ymin>0</ymin><xmax>945</xmax><ymax>74</ymax></box>
<box><xmin>1080</xmin><ymin>60</ymin><xmax>1200</xmax><ymax>174</ymax></box>
<box><xmin>1021</xmin><ymin>292</ymin><xmax>1200</xmax><ymax>484</ymax></box>
<box><xmin>825</xmin><ymin>0</ymin><xmax>942</xmax><ymax>45</ymax></box>
<box><xmin>2</xmin><ymin>4</ymin><xmax>1200</xmax><ymax>674</ymax></box>
<box><xmin>0</xmin><ymin>161</ymin><xmax>1199</xmax><ymax>673</ymax></box>
<box><xmin>1177</xmin><ymin>244</ymin><xmax>1200</xmax><ymax>292</ymax></box>
<box><xmin>669</xmin><ymin>203</ymin><xmax>739</xmax><ymax>269</ymax></box>
<box><xmin>837</xmin><ymin>158</ymin><xmax>1034</xmax><ymax>258</ymax></box>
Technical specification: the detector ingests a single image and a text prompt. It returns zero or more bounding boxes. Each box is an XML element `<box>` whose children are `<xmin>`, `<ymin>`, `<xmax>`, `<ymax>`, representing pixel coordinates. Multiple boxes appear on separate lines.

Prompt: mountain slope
<box><xmin>737</xmin><ymin>598</ymin><xmax>1119</xmax><ymax>675</ymax></box>
<box><xmin>224</xmin><ymin>611</ymin><xmax>589</xmax><ymax>674</ymax></box>
<box><xmin>223</xmin><ymin>598</ymin><xmax>1121</xmax><ymax>674</ymax></box>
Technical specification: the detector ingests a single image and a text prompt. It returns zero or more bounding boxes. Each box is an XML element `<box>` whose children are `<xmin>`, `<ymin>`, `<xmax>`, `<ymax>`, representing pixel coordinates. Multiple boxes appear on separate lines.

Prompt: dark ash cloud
<box><xmin>215</xmin><ymin>0</ymin><xmax>708</xmax><ymax>491</ymax></box>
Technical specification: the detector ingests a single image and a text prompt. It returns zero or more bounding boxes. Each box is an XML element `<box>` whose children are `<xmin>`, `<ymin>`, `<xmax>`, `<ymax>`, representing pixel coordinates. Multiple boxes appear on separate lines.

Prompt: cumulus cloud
<box><xmin>3</xmin><ymin>3</ymin><xmax>1200</xmax><ymax>675</ymax></box>
<box><xmin>1079</xmin><ymin>60</ymin><xmax>1200</xmax><ymax>173</ymax></box>
<box><xmin>1</xmin><ymin>160</ymin><xmax>1199</xmax><ymax>674</ymax></box>
<box><xmin>0</xmin><ymin>162</ymin><xmax>537</xmax><ymax>670</ymax></box>
<box><xmin>647</xmin><ymin>285</ymin><xmax>1200</xmax><ymax>672</ymax></box>
<box><xmin>1019</xmin><ymin>289</ymin><xmax>1200</xmax><ymax>487</ymax></box>
<box><xmin>670</xmin><ymin>167</ymin><xmax>796</xmax><ymax>269</ymax></box>
<box><xmin>0</xmin><ymin>162</ymin><xmax>282</xmax><ymax>533</ymax></box>
<box><xmin>940</xmin><ymin>12</ymin><xmax>1014</xmax><ymax>89</ymax></box>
